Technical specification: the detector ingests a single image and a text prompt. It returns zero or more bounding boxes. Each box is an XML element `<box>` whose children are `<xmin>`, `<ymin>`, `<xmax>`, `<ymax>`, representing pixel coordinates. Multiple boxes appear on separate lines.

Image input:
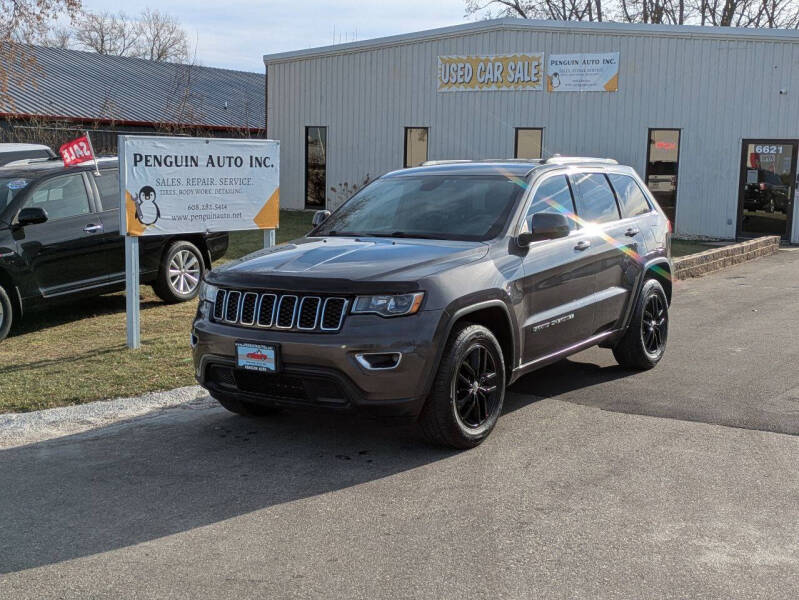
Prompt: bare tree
<box><xmin>73</xmin><ymin>11</ymin><xmax>140</xmax><ymax>56</ymax></box>
<box><xmin>71</xmin><ymin>8</ymin><xmax>188</xmax><ymax>62</ymax></box>
<box><xmin>136</xmin><ymin>9</ymin><xmax>188</xmax><ymax>62</ymax></box>
<box><xmin>466</xmin><ymin>0</ymin><xmax>799</xmax><ymax>25</ymax></box>
<box><xmin>465</xmin><ymin>0</ymin><xmax>606</xmax><ymax>20</ymax></box>
<box><xmin>618</xmin><ymin>0</ymin><xmax>691</xmax><ymax>23</ymax></box>
<box><xmin>1</xmin><ymin>0</ymin><xmax>81</xmax><ymax>109</ymax></box>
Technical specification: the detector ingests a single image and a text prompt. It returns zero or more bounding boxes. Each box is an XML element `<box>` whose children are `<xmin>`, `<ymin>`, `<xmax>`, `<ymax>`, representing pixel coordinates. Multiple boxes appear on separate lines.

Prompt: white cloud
<box><xmin>81</xmin><ymin>0</ymin><xmax>470</xmax><ymax>72</ymax></box>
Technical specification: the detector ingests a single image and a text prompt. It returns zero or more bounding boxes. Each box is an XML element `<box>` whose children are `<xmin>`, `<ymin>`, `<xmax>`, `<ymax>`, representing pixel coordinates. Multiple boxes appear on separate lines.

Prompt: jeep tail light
<box><xmin>759</xmin><ymin>183</ymin><xmax>766</xmax><ymax>190</ymax></box>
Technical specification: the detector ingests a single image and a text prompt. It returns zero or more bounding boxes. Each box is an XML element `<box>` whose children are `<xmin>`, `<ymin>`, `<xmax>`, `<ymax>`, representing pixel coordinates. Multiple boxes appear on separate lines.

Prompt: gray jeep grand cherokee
<box><xmin>192</xmin><ymin>157</ymin><xmax>672</xmax><ymax>448</ymax></box>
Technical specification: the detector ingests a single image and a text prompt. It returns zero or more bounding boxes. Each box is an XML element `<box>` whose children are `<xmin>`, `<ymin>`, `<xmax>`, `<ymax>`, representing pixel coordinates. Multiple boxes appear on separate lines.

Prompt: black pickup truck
<box><xmin>0</xmin><ymin>158</ymin><xmax>228</xmax><ymax>341</ymax></box>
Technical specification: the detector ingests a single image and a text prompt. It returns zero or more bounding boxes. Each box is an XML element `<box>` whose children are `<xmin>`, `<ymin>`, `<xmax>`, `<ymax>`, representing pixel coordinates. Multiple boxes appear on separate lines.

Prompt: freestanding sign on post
<box><xmin>119</xmin><ymin>136</ymin><xmax>280</xmax><ymax>349</ymax></box>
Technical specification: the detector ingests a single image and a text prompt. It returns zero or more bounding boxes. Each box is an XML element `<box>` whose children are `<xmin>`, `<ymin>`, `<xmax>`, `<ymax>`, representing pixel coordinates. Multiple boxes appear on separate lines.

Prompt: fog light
<box><xmin>355</xmin><ymin>352</ymin><xmax>402</xmax><ymax>370</ymax></box>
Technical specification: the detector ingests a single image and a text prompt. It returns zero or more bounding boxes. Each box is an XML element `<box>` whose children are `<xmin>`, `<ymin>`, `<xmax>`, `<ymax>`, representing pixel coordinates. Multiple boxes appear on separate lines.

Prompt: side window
<box><xmin>94</xmin><ymin>170</ymin><xmax>120</xmax><ymax>211</ymax></box>
<box><xmin>525</xmin><ymin>175</ymin><xmax>577</xmax><ymax>231</ymax></box>
<box><xmin>27</xmin><ymin>174</ymin><xmax>91</xmax><ymax>221</ymax></box>
<box><xmin>608</xmin><ymin>174</ymin><xmax>652</xmax><ymax>218</ymax></box>
<box><xmin>572</xmin><ymin>173</ymin><xmax>620</xmax><ymax>224</ymax></box>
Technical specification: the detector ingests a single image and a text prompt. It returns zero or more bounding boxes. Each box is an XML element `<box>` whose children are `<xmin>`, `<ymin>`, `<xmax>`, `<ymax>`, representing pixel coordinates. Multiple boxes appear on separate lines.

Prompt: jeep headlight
<box><xmin>199</xmin><ymin>280</ymin><xmax>218</xmax><ymax>303</ymax></box>
<box><xmin>351</xmin><ymin>292</ymin><xmax>424</xmax><ymax>317</ymax></box>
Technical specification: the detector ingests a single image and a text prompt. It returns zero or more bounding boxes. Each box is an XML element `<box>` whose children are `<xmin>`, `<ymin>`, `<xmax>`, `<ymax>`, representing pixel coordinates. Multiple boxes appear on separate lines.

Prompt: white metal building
<box><xmin>264</xmin><ymin>19</ymin><xmax>799</xmax><ymax>242</ymax></box>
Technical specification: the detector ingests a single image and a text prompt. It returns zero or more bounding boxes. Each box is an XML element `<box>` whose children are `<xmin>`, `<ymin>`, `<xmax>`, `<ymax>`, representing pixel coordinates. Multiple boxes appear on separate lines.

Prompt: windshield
<box><xmin>0</xmin><ymin>177</ymin><xmax>30</xmax><ymax>215</ymax></box>
<box><xmin>313</xmin><ymin>175</ymin><xmax>526</xmax><ymax>241</ymax></box>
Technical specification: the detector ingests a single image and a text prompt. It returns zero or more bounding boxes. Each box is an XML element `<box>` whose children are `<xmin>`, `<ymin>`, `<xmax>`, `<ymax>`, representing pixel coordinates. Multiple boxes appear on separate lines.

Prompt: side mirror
<box><xmin>17</xmin><ymin>206</ymin><xmax>48</xmax><ymax>226</ymax></box>
<box><xmin>312</xmin><ymin>209</ymin><xmax>331</xmax><ymax>228</ymax></box>
<box><xmin>530</xmin><ymin>212</ymin><xmax>570</xmax><ymax>242</ymax></box>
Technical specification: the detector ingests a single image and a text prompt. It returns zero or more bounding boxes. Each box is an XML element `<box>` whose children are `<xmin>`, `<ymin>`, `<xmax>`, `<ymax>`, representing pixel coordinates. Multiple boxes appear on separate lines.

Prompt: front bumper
<box><xmin>192</xmin><ymin>308</ymin><xmax>442</xmax><ymax>419</ymax></box>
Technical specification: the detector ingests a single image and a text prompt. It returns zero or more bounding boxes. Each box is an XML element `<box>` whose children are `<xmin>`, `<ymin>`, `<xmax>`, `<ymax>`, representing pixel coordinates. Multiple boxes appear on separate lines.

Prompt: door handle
<box><xmin>625</xmin><ymin>227</ymin><xmax>640</xmax><ymax>237</ymax></box>
<box><xmin>83</xmin><ymin>224</ymin><xmax>104</xmax><ymax>233</ymax></box>
<box><xmin>574</xmin><ymin>240</ymin><xmax>591</xmax><ymax>251</ymax></box>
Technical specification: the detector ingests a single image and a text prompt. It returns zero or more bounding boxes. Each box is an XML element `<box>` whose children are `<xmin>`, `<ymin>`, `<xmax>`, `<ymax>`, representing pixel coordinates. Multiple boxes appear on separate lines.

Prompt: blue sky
<box><xmin>82</xmin><ymin>0</ymin><xmax>471</xmax><ymax>72</ymax></box>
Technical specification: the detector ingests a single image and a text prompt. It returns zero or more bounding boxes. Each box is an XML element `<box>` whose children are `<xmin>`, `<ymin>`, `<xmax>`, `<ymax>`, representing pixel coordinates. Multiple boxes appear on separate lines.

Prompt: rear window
<box><xmin>572</xmin><ymin>173</ymin><xmax>620</xmax><ymax>224</ymax></box>
<box><xmin>608</xmin><ymin>174</ymin><xmax>652</xmax><ymax>218</ymax></box>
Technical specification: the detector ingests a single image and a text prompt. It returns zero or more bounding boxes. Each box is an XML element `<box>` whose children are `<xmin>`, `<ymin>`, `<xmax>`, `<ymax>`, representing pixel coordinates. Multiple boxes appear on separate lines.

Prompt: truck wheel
<box><xmin>153</xmin><ymin>241</ymin><xmax>205</xmax><ymax>303</ymax></box>
<box><xmin>419</xmin><ymin>323</ymin><xmax>506</xmax><ymax>449</ymax></box>
<box><xmin>213</xmin><ymin>393</ymin><xmax>281</xmax><ymax>417</ymax></box>
<box><xmin>612</xmin><ymin>278</ymin><xmax>669</xmax><ymax>370</ymax></box>
<box><xmin>0</xmin><ymin>285</ymin><xmax>12</xmax><ymax>342</ymax></box>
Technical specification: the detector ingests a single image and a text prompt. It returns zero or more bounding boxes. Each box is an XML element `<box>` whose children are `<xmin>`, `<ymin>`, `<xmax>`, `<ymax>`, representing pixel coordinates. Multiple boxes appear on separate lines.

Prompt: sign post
<box><xmin>264</xmin><ymin>228</ymin><xmax>275</xmax><ymax>249</ymax></box>
<box><xmin>118</xmin><ymin>135</ymin><xmax>280</xmax><ymax>350</ymax></box>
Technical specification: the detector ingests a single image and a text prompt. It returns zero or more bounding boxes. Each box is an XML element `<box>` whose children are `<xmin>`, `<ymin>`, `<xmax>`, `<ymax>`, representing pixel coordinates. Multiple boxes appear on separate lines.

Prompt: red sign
<box><xmin>59</xmin><ymin>135</ymin><xmax>95</xmax><ymax>166</ymax></box>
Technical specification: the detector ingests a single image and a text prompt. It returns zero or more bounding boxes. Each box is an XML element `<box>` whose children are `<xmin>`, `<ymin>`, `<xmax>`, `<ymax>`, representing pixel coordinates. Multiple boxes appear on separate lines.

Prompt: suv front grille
<box><xmin>212</xmin><ymin>289</ymin><xmax>348</xmax><ymax>333</ymax></box>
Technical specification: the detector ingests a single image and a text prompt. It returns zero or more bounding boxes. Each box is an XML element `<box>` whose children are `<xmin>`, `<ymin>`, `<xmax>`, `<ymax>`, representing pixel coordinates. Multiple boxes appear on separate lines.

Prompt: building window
<box><xmin>514</xmin><ymin>128</ymin><xmax>543</xmax><ymax>159</ymax></box>
<box><xmin>645</xmin><ymin>129</ymin><xmax>680</xmax><ymax>225</ymax></box>
<box><xmin>305</xmin><ymin>126</ymin><xmax>327</xmax><ymax>208</ymax></box>
<box><xmin>404</xmin><ymin>127</ymin><xmax>428</xmax><ymax>168</ymax></box>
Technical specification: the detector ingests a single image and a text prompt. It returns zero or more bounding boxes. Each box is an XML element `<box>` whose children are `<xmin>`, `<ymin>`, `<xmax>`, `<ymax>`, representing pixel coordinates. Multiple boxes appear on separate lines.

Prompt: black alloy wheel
<box><xmin>641</xmin><ymin>293</ymin><xmax>667</xmax><ymax>356</ymax></box>
<box><xmin>453</xmin><ymin>344</ymin><xmax>500</xmax><ymax>430</ymax></box>
<box><xmin>419</xmin><ymin>323</ymin><xmax>506</xmax><ymax>449</ymax></box>
<box><xmin>612</xmin><ymin>278</ymin><xmax>669</xmax><ymax>370</ymax></box>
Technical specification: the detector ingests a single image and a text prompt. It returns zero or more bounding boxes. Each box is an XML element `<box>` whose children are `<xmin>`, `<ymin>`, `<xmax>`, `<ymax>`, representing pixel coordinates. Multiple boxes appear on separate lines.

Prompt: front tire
<box><xmin>153</xmin><ymin>241</ymin><xmax>205</xmax><ymax>303</ymax></box>
<box><xmin>419</xmin><ymin>323</ymin><xmax>506</xmax><ymax>449</ymax></box>
<box><xmin>0</xmin><ymin>285</ymin><xmax>13</xmax><ymax>342</ymax></box>
<box><xmin>213</xmin><ymin>393</ymin><xmax>282</xmax><ymax>417</ymax></box>
<box><xmin>612</xmin><ymin>278</ymin><xmax>669</xmax><ymax>370</ymax></box>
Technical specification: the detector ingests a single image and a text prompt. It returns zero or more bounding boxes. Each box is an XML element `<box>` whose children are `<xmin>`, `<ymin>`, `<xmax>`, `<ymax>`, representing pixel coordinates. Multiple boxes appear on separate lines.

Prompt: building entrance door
<box><xmin>738</xmin><ymin>140</ymin><xmax>797</xmax><ymax>239</ymax></box>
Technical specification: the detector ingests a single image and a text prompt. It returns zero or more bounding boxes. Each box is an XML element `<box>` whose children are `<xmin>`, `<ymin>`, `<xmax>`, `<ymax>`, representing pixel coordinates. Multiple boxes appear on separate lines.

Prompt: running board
<box><xmin>509</xmin><ymin>330</ymin><xmax>620</xmax><ymax>383</ymax></box>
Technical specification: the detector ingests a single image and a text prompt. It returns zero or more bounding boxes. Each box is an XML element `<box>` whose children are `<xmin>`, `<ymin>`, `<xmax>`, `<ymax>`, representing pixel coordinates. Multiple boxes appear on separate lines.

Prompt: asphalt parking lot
<box><xmin>1</xmin><ymin>250</ymin><xmax>798</xmax><ymax>599</ymax></box>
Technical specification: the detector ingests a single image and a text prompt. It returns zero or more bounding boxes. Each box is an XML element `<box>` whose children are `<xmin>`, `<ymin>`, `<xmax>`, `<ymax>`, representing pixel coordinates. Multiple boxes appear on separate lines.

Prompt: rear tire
<box><xmin>213</xmin><ymin>393</ymin><xmax>281</xmax><ymax>417</ymax></box>
<box><xmin>612</xmin><ymin>278</ymin><xmax>669</xmax><ymax>370</ymax></box>
<box><xmin>153</xmin><ymin>241</ymin><xmax>205</xmax><ymax>303</ymax></box>
<box><xmin>419</xmin><ymin>323</ymin><xmax>506</xmax><ymax>449</ymax></box>
<box><xmin>0</xmin><ymin>285</ymin><xmax>12</xmax><ymax>342</ymax></box>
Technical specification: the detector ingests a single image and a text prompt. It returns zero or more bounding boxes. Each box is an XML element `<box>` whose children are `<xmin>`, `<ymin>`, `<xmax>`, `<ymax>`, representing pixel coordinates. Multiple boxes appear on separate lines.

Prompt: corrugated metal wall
<box><xmin>267</xmin><ymin>25</ymin><xmax>799</xmax><ymax>241</ymax></box>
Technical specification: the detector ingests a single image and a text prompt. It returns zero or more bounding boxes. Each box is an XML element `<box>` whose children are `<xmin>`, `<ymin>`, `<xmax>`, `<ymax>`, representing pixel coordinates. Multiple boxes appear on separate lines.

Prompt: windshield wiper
<box><xmin>361</xmin><ymin>231</ymin><xmax>443</xmax><ymax>240</ymax></box>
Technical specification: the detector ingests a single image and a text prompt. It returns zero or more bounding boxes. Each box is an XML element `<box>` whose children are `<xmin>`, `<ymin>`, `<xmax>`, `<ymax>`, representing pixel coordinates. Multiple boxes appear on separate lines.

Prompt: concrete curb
<box><xmin>673</xmin><ymin>236</ymin><xmax>781</xmax><ymax>279</ymax></box>
<box><xmin>0</xmin><ymin>386</ymin><xmax>214</xmax><ymax>449</ymax></box>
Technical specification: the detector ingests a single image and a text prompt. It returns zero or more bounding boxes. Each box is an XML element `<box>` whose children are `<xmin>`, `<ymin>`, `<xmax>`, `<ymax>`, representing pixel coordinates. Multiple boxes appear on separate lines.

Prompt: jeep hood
<box><xmin>207</xmin><ymin>236</ymin><xmax>489</xmax><ymax>294</ymax></box>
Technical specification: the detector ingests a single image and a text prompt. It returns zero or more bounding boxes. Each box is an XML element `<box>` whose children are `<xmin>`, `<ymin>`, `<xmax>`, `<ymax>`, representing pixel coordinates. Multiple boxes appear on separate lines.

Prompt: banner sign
<box><xmin>119</xmin><ymin>136</ymin><xmax>279</xmax><ymax>236</ymax></box>
<box><xmin>546</xmin><ymin>52</ymin><xmax>619</xmax><ymax>92</ymax></box>
<box><xmin>60</xmin><ymin>135</ymin><xmax>95</xmax><ymax>166</ymax></box>
<box><xmin>437</xmin><ymin>53</ymin><xmax>544</xmax><ymax>92</ymax></box>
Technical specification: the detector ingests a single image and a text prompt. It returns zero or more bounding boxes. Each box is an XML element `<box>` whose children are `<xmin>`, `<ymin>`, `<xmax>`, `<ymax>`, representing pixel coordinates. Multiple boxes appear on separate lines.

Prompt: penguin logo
<box><xmin>551</xmin><ymin>72</ymin><xmax>561</xmax><ymax>89</ymax></box>
<box><xmin>135</xmin><ymin>186</ymin><xmax>160</xmax><ymax>226</ymax></box>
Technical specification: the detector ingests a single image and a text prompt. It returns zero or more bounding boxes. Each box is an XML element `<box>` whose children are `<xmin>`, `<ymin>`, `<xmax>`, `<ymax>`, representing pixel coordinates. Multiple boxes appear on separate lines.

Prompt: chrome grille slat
<box><xmin>240</xmin><ymin>293</ymin><xmax>258</xmax><ymax>326</ymax></box>
<box><xmin>297</xmin><ymin>296</ymin><xmax>321</xmax><ymax>330</ymax></box>
<box><xmin>212</xmin><ymin>289</ymin><xmax>346</xmax><ymax>332</ymax></box>
<box><xmin>256</xmin><ymin>293</ymin><xmax>277</xmax><ymax>327</ymax></box>
<box><xmin>321</xmin><ymin>297</ymin><xmax>348</xmax><ymax>331</ymax></box>
<box><xmin>224</xmin><ymin>291</ymin><xmax>241</xmax><ymax>323</ymax></box>
<box><xmin>213</xmin><ymin>290</ymin><xmax>226</xmax><ymax>321</ymax></box>
<box><xmin>276</xmin><ymin>295</ymin><xmax>299</xmax><ymax>328</ymax></box>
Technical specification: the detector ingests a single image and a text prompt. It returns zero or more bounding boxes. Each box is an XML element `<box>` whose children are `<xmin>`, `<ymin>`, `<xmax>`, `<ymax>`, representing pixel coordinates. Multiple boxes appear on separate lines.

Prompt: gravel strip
<box><xmin>0</xmin><ymin>386</ymin><xmax>216</xmax><ymax>449</ymax></box>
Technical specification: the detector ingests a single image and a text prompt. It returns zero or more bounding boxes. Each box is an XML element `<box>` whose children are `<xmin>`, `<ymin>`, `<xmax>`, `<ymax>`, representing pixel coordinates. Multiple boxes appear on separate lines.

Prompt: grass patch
<box><xmin>0</xmin><ymin>210</ymin><xmax>314</xmax><ymax>413</ymax></box>
<box><xmin>672</xmin><ymin>239</ymin><xmax>719</xmax><ymax>258</ymax></box>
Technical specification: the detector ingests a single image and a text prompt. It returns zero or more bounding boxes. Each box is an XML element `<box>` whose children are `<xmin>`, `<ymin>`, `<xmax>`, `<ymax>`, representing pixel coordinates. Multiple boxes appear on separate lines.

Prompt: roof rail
<box><xmin>1</xmin><ymin>157</ymin><xmax>54</xmax><ymax>167</ymax></box>
<box><xmin>420</xmin><ymin>160</ymin><xmax>471</xmax><ymax>166</ymax></box>
<box><xmin>421</xmin><ymin>158</ymin><xmax>543</xmax><ymax>166</ymax></box>
<box><xmin>544</xmin><ymin>156</ymin><xmax>618</xmax><ymax>165</ymax></box>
